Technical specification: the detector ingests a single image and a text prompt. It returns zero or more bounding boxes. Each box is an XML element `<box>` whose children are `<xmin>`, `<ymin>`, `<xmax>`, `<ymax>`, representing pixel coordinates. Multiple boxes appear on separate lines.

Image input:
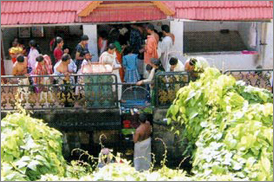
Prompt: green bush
<box><xmin>167</xmin><ymin>68</ymin><xmax>273</xmax><ymax>181</ymax></box>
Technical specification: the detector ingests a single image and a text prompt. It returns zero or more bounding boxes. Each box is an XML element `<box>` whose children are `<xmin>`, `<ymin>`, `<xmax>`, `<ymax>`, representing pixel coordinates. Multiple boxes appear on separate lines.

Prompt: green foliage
<box><xmin>167</xmin><ymin>67</ymin><xmax>273</xmax><ymax>181</ymax></box>
<box><xmin>1</xmin><ymin>112</ymin><xmax>67</xmax><ymax>181</ymax></box>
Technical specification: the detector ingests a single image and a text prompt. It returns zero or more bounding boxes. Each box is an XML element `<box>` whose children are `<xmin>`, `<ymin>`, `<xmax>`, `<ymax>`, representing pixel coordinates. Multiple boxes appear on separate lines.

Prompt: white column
<box><xmin>83</xmin><ymin>24</ymin><xmax>98</xmax><ymax>62</ymax></box>
<box><xmin>263</xmin><ymin>20</ymin><xmax>273</xmax><ymax>68</ymax></box>
<box><xmin>170</xmin><ymin>19</ymin><xmax>184</xmax><ymax>63</ymax></box>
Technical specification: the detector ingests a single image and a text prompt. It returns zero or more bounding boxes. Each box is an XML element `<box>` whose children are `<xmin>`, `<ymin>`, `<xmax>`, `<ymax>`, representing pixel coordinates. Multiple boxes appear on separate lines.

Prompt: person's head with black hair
<box><xmin>138</xmin><ymin>113</ymin><xmax>147</xmax><ymax>124</ymax></box>
<box><xmin>16</xmin><ymin>55</ymin><xmax>25</xmax><ymax>63</ymax></box>
<box><xmin>146</xmin><ymin>24</ymin><xmax>155</xmax><ymax>35</ymax></box>
<box><xmin>83</xmin><ymin>50</ymin><xmax>92</xmax><ymax>61</ymax></box>
<box><xmin>107</xmin><ymin>43</ymin><xmax>116</xmax><ymax>54</ymax></box>
<box><xmin>146</xmin><ymin>64</ymin><xmax>153</xmax><ymax>72</ymax></box>
<box><xmin>151</xmin><ymin>58</ymin><xmax>161</xmax><ymax>68</ymax></box>
<box><xmin>108</xmin><ymin>29</ymin><xmax>120</xmax><ymax>43</ymax></box>
<box><xmin>29</xmin><ymin>40</ymin><xmax>37</xmax><ymax>48</ymax></box>
<box><xmin>189</xmin><ymin>58</ymin><xmax>197</xmax><ymax>66</ymax></box>
<box><xmin>36</xmin><ymin>55</ymin><xmax>44</xmax><ymax>63</ymax></box>
<box><xmin>12</xmin><ymin>40</ymin><xmax>19</xmax><ymax>47</ymax></box>
<box><xmin>56</xmin><ymin>36</ymin><xmax>64</xmax><ymax>49</ymax></box>
<box><xmin>161</xmin><ymin>25</ymin><xmax>170</xmax><ymax>34</ymax></box>
<box><xmin>169</xmin><ymin>57</ymin><xmax>178</xmax><ymax>71</ymax></box>
<box><xmin>169</xmin><ymin>57</ymin><xmax>178</xmax><ymax>66</ymax></box>
<box><xmin>99</xmin><ymin>30</ymin><xmax>108</xmax><ymax>40</ymax></box>
<box><xmin>80</xmin><ymin>34</ymin><xmax>89</xmax><ymax>46</ymax></box>
<box><xmin>185</xmin><ymin>57</ymin><xmax>198</xmax><ymax>73</ymax></box>
<box><xmin>61</xmin><ymin>53</ymin><xmax>71</xmax><ymax>65</ymax></box>
<box><xmin>158</xmin><ymin>31</ymin><xmax>163</xmax><ymax>41</ymax></box>
<box><xmin>124</xmin><ymin>46</ymin><xmax>133</xmax><ymax>55</ymax></box>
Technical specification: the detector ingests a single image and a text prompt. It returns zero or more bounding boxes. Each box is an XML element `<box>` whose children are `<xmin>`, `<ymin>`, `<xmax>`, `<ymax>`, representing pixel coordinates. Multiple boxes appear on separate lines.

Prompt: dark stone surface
<box><xmin>1</xmin><ymin>108</ymin><xmax>121</xmax><ymax>131</ymax></box>
<box><xmin>151</xmin><ymin>108</ymin><xmax>188</xmax><ymax>169</ymax></box>
<box><xmin>1</xmin><ymin>108</ymin><xmax>189</xmax><ymax>169</ymax></box>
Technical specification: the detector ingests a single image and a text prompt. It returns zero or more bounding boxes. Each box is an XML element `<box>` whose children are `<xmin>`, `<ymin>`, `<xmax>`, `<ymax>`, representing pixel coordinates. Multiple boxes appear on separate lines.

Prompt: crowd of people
<box><xmin>9</xmin><ymin>23</ymin><xmax>209</xmax><ymax>101</ymax></box>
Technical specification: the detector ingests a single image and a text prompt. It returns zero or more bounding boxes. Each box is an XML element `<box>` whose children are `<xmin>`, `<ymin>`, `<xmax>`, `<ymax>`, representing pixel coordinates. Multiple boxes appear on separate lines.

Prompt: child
<box><xmin>123</xmin><ymin>46</ymin><xmax>140</xmax><ymax>83</ymax></box>
<box><xmin>80</xmin><ymin>50</ymin><xmax>93</xmax><ymax>68</ymax></box>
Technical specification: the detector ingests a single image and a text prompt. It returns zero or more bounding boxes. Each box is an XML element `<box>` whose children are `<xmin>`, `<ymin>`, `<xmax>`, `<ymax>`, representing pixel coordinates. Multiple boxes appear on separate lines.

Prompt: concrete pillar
<box><xmin>170</xmin><ymin>19</ymin><xmax>184</xmax><ymax>62</ymax></box>
<box><xmin>83</xmin><ymin>24</ymin><xmax>98</xmax><ymax>62</ymax></box>
<box><xmin>263</xmin><ymin>20</ymin><xmax>273</xmax><ymax>69</ymax></box>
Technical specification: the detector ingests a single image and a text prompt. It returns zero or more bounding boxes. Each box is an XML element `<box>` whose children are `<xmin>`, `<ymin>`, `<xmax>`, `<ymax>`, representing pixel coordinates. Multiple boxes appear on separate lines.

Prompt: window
<box><xmin>183</xmin><ymin>22</ymin><xmax>260</xmax><ymax>54</ymax></box>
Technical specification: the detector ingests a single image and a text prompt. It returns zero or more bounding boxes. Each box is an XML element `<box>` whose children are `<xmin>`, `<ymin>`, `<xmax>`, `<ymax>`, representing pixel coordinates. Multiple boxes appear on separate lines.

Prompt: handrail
<box><xmin>1</xmin><ymin>73</ymin><xmax>120</xmax><ymax>110</ymax></box>
<box><xmin>223</xmin><ymin>68</ymin><xmax>273</xmax><ymax>74</ymax></box>
<box><xmin>224</xmin><ymin>68</ymin><xmax>273</xmax><ymax>92</ymax></box>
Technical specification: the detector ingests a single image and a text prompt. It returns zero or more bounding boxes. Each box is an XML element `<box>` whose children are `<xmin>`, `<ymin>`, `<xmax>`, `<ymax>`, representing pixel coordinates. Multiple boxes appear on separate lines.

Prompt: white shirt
<box><xmin>159</xmin><ymin>36</ymin><xmax>173</xmax><ymax>71</ymax></box>
<box><xmin>142</xmin><ymin>67</ymin><xmax>156</xmax><ymax>84</ymax></box>
<box><xmin>28</xmin><ymin>48</ymin><xmax>39</xmax><ymax>74</ymax></box>
<box><xmin>99</xmin><ymin>51</ymin><xmax>121</xmax><ymax>83</ymax></box>
<box><xmin>173</xmin><ymin>60</ymin><xmax>185</xmax><ymax>72</ymax></box>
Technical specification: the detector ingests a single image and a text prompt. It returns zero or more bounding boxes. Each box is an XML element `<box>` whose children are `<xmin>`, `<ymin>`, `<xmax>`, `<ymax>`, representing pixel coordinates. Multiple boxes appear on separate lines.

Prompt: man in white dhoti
<box><xmin>133</xmin><ymin>114</ymin><xmax>152</xmax><ymax>172</ymax></box>
<box><xmin>99</xmin><ymin>43</ymin><xmax>122</xmax><ymax>101</ymax></box>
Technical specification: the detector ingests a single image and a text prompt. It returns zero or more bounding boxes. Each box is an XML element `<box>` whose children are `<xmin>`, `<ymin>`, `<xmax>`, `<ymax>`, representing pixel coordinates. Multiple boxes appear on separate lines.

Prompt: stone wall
<box><xmin>1</xmin><ymin>108</ymin><xmax>187</xmax><ymax>167</ymax></box>
<box><xmin>152</xmin><ymin>108</ymin><xmax>187</xmax><ymax>168</ymax></box>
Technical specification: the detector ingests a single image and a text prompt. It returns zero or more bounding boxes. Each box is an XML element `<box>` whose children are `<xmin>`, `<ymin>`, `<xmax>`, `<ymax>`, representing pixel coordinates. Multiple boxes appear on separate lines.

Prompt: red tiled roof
<box><xmin>81</xmin><ymin>7</ymin><xmax>166</xmax><ymax>23</ymax></box>
<box><xmin>80</xmin><ymin>1</ymin><xmax>167</xmax><ymax>22</ymax></box>
<box><xmin>1</xmin><ymin>1</ymin><xmax>273</xmax><ymax>26</ymax></box>
<box><xmin>1</xmin><ymin>1</ymin><xmax>88</xmax><ymax>25</ymax></box>
<box><xmin>164</xmin><ymin>1</ymin><xmax>273</xmax><ymax>21</ymax></box>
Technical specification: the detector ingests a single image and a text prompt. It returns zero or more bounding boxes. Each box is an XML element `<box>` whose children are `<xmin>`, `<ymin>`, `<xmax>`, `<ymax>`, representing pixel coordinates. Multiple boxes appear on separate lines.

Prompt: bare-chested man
<box><xmin>53</xmin><ymin>53</ymin><xmax>76</xmax><ymax>107</ymax></box>
<box><xmin>12</xmin><ymin>55</ymin><xmax>32</xmax><ymax>96</ymax></box>
<box><xmin>12</xmin><ymin>55</ymin><xmax>29</xmax><ymax>76</ymax></box>
<box><xmin>133</xmin><ymin>113</ymin><xmax>152</xmax><ymax>172</ymax></box>
<box><xmin>54</xmin><ymin>53</ymin><xmax>75</xmax><ymax>82</ymax></box>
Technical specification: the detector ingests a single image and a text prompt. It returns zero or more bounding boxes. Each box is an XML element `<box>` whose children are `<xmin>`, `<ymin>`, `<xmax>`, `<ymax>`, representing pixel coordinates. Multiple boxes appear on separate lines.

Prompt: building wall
<box><xmin>83</xmin><ymin>25</ymin><xmax>98</xmax><ymax>62</ymax></box>
<box><xmin>170</xmin><ymin>21</ymin><xmax>257</xmax><ymax>70</ymax></box>
<box><xmin>238</xmin><ymin>22</ymin><xmax>262</xmax><ymax>51</ymax></box>
<box><xmin>177</xmin><ymin>21</ymin><xmax>273</xmax><ymax>70</ymax></box>
<box><xmin>184</xmin><ymin>21</ymin><xmax>239</xmax><ymax>32</ymax></box>
<box><xmin>178</xmin><ymin>53</ymin><xmax>258</xmax><ymax>71</ymax></box>
<box><xmin>170</xmin><ymin>20</ymin><xmax>184</xmax><ymax>58</ymax></box>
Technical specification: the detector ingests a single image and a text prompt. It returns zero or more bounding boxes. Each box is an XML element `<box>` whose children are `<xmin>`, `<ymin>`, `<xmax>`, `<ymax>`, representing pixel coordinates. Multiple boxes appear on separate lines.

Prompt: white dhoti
<box><xmin>113</xmin><ymin>69</ymin><xmax>122</xmax><ymax>101</ymax></box>
<box><xmin>18</xmin><ymin>78</ymin><xmax>30</xmax><ymax>101</ymax></box>
<box><xmin>134</xmin><ymin>137</ymin><xmax>151</xmax><ymax>172</ymax></box>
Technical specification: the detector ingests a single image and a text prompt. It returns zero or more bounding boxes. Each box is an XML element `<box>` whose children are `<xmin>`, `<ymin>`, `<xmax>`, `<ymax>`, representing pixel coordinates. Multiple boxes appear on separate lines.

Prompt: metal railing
<box><xmin>2</xmin><ymin>68</ymin><xmax>272</xmax><ymax>111</ymax></box>
<box><xmin>1</xmin><ymin>72</ymin><xmax>192</xmax><ymax>111</ymax></box>
<box><xmin>1</xmin><ymin>73</ymin><xmax>119</xmax><ymax>111</ymax></box>
<box><xmin>224</xmin><ymin>69</ymin><xmax>273</xmax><ymax>91</ymax></box>
<box><xmin>154</xmin><ymin>71</ymin><xmax>190</xmax><ymax>108</ymax></box>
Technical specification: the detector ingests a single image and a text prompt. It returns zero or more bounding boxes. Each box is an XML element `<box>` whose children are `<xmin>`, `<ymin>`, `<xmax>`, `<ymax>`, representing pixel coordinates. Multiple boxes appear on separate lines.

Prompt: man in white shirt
<box><xmin>158</xmin><ymin>25</ymin><xmax>173</xmax><ymax>72</ymax></box>
<box><xmin>169</xmin><ymin>57</ymin><xmax>184</xmax><ymax>72</ymax></box>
